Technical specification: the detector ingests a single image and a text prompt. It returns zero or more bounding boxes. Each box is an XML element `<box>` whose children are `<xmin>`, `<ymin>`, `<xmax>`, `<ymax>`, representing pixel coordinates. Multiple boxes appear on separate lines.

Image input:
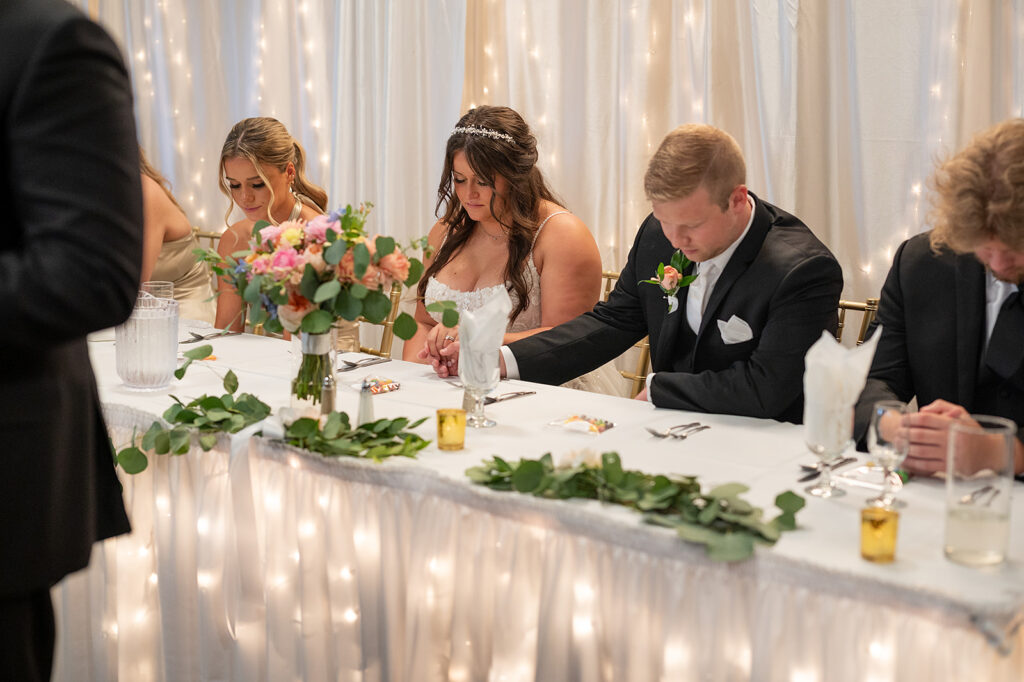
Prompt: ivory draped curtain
<box><xmin>82</xmin><ymin>0</ymin><xmax>1024</xmax><ymax>310</ymax></box>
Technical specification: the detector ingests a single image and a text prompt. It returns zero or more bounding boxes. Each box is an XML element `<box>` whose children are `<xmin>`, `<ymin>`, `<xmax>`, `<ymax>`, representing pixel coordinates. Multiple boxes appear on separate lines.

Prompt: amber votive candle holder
<box><xmin>861</xmin><ymin>504</ymin><xmax>899</xmax><ymax>563</ymax></box>
<box><xmin>437</xmin><ymin>408</ymin><xmax>467</xmax><ymax>451</ymax></box>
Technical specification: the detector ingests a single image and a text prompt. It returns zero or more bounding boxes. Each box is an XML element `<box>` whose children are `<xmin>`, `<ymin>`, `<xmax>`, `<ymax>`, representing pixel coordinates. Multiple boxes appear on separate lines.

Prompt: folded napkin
<box><xmin>459</xmin><ymin>288</ymin><xmax>512</xmax><ymax>391</ymax></box>
<box><xmin>802</xmin><ymin>328</ymin><xmax>881</xmax><ymax>454</ymax></box>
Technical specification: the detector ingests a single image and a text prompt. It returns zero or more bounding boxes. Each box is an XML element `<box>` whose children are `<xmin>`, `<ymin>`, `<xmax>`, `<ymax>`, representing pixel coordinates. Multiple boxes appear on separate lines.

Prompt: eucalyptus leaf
<box><xmin>404</xmin><ymin>258</ymin><xmax>424</xmax><ymax>287</ymax></box>
<box><xmin>301</xmin><ymin>309</ymin><xmax>334</xmax><ymax>334</ymax></box>
<box><xmin>374</xmin><ymin>235</ymin><xmax>396</xmax><ymax>257</ymax></box>
<box><xmin>393</xmin><ymin>312</ymin><xmax>418</xmax><ymax>340</ymax></box>
<box><xmin>117</xmin><ymin>446</ymin><xmax>148</xmax><ymax>474</ymax></box>
<box><xmin>442</xmin><ymin>308</ymin><xmax>459</xmax><ymax>328</ymax></box>
<box><xmin>511</xmin><ymin>460</ymin><xmax>544</xmax><ymax>492</ymax></box>
<box><xmin>199</xmin><ymin>434</ymin><xmax>218</xmax><ymax>451</ymax></box>
<box><xmin>334</xmin><ymin>288</ymin><xmax>362</xmax><ymax>320</ymax></box>
<box><xmin>353</xmin><ymin>242</ymin><xmax>370</xmax><ymax>279</ymax></box>
<box><xmin>223</xmin><ymin>370</ymin><xmax>239</xmax><ymax>394</ymax></box>
<box><xmin>324</xmin><ymin>238</ymin><xmax>347</xmax><ymax>265</ymax></box>
<box><xmin>314</xmin><ymin>279</ymin><xmax>342</xmax><ymax>303</ymax></box>
<box><xmin>184</xmin><ymin>344</ymin><xmax>214</xmax><ymax>360</ymax></box>
<box><xmin>362</xmin><ymin>289</ymin><xmax>391</xmax><ymax>324</ymax></box>
<box><xmin>706</xmin><ymin>533</ymin><xmax>755</xmax><ymax>562</ymax></box>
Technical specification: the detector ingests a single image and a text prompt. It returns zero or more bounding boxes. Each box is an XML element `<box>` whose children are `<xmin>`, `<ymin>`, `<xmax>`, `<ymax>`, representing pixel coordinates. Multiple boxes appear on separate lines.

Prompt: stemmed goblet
<box><xmin>804</xmin><ymin>406</ymin><xmax>854</xmax><ymax>498</ymax></box>
<box><xmin>867</xmin><ymin>400</ymin><xmax>910</xmax><ymax>508</ymax></box>
<box><xmin>462</xmin><ymin>367</ymin><xmax>499</xmax><ymax>428</ymax></box>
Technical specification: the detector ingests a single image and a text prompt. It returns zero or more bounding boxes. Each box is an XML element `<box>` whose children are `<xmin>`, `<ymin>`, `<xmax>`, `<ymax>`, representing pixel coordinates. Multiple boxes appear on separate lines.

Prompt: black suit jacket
<box><xmin>0</xmin><ymin>0</ymin><xmax>141</xmax><ymax>594</ymax></box>
<box><xmin>510</xmin><ymin>194</ymin><xmax>843</xmax><ymax>422</ymax></box>
<box><xmin>854</xmin><ymin>232</ymin><xmax>1024</xmax><ymax>446</ymax></box>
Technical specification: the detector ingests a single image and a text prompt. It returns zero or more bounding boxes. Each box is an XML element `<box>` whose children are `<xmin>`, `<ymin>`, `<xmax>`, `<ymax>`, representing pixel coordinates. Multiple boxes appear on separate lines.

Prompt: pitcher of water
<box><xmin>944</xmin><ymin>415</ymin><xmax>1016</xmax><ymax>566</ymax></box>
<box><xmin>115</xmin><ymin>292</ymin><xmax>179</xmax><ymax>391</ymax></box>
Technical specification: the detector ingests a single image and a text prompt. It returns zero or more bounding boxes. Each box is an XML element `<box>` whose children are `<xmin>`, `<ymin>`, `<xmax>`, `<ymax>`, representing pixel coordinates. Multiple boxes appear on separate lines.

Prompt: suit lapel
<box><xmin>954</xmin><ymin>254</ymin><xmax>985</xmax><ymax>407</ymax></box>
<box><xmin>654</xmin><ymin>260</ymin><xmax>695</xmax><ymax>370</ymax></box>
<box><xmin>696</xmin><ymin>198</ymin><xmax>771</xmax><ymax>340</ymax></box>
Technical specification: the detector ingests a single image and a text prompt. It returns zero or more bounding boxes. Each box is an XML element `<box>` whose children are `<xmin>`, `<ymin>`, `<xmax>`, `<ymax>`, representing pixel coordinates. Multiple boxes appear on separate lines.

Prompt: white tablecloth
<box><xmin>52</xmin><ymin>334</ymin><xmax>1024</xmax><ymax>681</ymax></box>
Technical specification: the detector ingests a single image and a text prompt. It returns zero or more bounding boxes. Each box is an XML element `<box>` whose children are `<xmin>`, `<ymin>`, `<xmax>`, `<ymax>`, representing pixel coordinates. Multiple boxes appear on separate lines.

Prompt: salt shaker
<box><xmin>357</xmin><ymin>378</ymin><xmax>374</xmax><ymax>425</ymax></box>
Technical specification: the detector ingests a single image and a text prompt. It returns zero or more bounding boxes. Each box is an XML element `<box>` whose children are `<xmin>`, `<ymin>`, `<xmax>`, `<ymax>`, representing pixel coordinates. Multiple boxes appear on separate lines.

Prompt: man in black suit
<box><xmin>434</xmin><ymin>124</ymin><xmax>842</xmax><ymax>422</ymax></box>
<box><xmin>854</xmin><ymin>119</ymin><xmax>1024</xmax><ymax>476</ymax></box>
<box><xmin>0</xmin><ymin>1</ymin><xmax>142</xmax><ymax>678</ymax></box>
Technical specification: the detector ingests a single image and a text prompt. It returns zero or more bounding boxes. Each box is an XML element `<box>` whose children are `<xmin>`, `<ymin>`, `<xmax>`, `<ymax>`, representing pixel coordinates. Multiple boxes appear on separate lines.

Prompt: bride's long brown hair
<box><xmin>419</xmin><ymin>106</ymin><xmax>561</xmax><ymax>322</ymax></box>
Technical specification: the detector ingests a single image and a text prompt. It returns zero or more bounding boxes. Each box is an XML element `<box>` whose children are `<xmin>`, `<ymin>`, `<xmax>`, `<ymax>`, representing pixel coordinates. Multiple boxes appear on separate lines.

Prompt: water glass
<box><xmin>944</xmin><ymin>415</ymin><xmax>1016</xmax><ymax>567</ymax></box>
<box><xmin>867</xmin><ymin>400</ymin><xmax>910</xmax><ymax>507</ymax></box>
<box><xmin>437</xmin><ymin>408</ymin><xmax>467</xmax><ymax>450</ymax></box>
<box><xmin>804</xmin><ymin>406</ymin><xmax>853</xmax><ymax>498</ymax></box>
<box><xmin>115</xmin><ymin>294</ymin><xmax>179</xmax><ymax>390</ymax></box>
<box><xmin>141</xmin><ymin>280</ymin><xmax>174</xmax><ymax>299</ymax></box>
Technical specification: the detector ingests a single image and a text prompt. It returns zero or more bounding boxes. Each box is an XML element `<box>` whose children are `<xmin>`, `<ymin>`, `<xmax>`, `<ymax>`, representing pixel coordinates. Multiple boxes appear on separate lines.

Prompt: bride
<box><xmin>403</xmin><ymin>105</ymin><xmax>622</xmax><ymax>396</ymax></box>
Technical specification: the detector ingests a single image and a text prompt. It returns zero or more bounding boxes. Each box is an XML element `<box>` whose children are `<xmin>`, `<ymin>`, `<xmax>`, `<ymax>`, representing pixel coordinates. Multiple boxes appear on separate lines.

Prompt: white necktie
<box><xmin>686</xmin><ymin>262</ymin><xmax>716</xmax><ymax>333</ymax></box>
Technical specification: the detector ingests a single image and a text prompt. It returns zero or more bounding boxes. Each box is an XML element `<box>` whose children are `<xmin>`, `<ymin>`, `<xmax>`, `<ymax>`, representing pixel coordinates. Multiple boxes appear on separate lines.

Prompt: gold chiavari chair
<box><xmin>837</xmin><ymin>297</ymin><xmax>880</xmax><ymax>345</ymax></box>
<box><xmin>602</xmin><ymin>271</ymin><xmax>651</xmax><ymax>398</ymax></box>
<box><xmin>354</xmin><ymin>281</ymin><xmax>403</xmax><ymax>358</ymax></box>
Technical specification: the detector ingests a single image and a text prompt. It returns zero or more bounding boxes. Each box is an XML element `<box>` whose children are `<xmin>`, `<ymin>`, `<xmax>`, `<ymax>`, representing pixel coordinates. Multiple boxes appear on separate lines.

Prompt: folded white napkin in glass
<box><xmin>802</xmin><ymin>327</ymin><xmax>881</xmax><ymax>452</ymax></box>
<box><xmin>459</xmin><ymin>288</ymin><xmax>512</xmax><ymax>390</ymax></box>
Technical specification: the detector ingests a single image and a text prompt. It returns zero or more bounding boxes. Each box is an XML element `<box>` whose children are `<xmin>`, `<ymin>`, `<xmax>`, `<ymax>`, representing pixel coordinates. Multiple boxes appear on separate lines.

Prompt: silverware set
<box><xmin>484</xmin><ymin>390</ymin><xmax>536</xmax><ymax>405</ymax></box>
<box><xmin>798</xmin><ymin>456</ymin><xmax>857</xmax><ymax>482</ymax></box>
<box><xmin>180</xmin><ymin>330</ymin><xmax>242</xmax><ymax>344</ymax></box>
<box><xmin>645</xmin><ymin>422</ymin><xmax>710</xmax><ymax>439</ymax></box>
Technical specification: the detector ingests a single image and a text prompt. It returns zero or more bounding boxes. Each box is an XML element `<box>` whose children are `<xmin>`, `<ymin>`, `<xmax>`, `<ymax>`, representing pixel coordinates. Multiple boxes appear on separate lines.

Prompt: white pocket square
<box><xmin>717</xmin><ymin>315</ymin><xmax>754</xmax><ymax>344</ymax></box>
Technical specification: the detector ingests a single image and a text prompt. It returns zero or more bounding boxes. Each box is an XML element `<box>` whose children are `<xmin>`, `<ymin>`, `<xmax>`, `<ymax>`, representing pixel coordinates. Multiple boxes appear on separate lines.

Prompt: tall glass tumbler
<box><xmin>116</xmin><ymin>294</ymin><xmax>179</xmax><ymax>390</ymax></box>
<box><xmin>140</xmin><ymin>280</ymin><xmax>174</xmax><ymax>299</ymax></box>
<box><xmin>944</xmin><ymin>415</ymin><xmax>1016</xmax><ymax>567</ymax></box>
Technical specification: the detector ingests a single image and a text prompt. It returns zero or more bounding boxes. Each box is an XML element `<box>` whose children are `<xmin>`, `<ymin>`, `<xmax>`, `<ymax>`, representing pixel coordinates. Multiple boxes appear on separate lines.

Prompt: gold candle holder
<box><xmin>861</xmin><ymin>504</ymin><xmax>899</xmax><ymax>563</ymax></box>
<box><xmin>437</xmin><ymin>408</ymin><xmax>467</xmax><ymax>451</ymax></box>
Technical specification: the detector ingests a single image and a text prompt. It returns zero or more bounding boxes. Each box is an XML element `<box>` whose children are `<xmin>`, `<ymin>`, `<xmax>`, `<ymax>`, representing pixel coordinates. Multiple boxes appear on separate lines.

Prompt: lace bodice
<box><xmin>424</xmin><ymin>212</ymin><xmax>567</xmax><ymax>333</ymax></box>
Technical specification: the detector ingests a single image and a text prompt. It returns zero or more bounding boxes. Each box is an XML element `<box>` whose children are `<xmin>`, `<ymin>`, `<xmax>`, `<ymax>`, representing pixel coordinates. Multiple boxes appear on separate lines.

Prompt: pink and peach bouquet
<box><xmin>200</xmin><ymin>202</ymin><xmax>424</xmax><ymax>338</ymax></box>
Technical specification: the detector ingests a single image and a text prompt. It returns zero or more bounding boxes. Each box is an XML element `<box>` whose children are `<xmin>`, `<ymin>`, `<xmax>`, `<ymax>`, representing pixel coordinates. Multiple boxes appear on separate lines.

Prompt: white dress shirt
<box><xmin>984</xmin><ymin>270</ymin><xmax>1020</xmax><ymax>350</ymax></box>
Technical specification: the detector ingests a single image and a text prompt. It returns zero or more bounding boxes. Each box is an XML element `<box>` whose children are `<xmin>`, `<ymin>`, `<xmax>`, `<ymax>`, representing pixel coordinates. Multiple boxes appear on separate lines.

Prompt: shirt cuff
<box><xmin>645</xmin><ymin>372</ymin><xmax>655</xmax><ymax>402</ymax></box>
<box><xmin>500</xmin><ymin>345</ymin><xmax>520</xmax><ymax>380</ymax></box>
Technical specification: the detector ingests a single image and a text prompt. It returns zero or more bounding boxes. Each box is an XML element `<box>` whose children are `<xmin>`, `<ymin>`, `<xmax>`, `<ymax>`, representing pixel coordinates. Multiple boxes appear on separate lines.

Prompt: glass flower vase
<box><xmin>291</xmin><ymin>331</ymin><xmax>336</xmax><ymax>415</ymax></box>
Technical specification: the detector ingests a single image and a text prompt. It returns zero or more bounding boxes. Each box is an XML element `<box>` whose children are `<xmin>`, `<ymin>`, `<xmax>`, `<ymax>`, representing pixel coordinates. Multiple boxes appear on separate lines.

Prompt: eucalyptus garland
<box><xmin>466</xmin><ymin>451</ymin><xmax>806</xmax><ymax>562</ymax></box>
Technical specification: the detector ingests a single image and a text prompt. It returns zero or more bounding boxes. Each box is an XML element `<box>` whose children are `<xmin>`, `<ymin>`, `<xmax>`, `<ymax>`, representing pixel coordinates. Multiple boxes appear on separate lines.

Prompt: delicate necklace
<box><xmin>478</xmin><ymin>225</ymin><xmax>505</xmax><ymax>241</ymax></box>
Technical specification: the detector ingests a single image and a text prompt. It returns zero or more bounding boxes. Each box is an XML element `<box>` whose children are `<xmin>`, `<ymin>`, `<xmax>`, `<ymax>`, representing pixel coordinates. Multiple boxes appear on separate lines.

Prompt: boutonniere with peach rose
<box><xmin>639</xmin><ymin>249</ymin><xmax>697</xmax><ymax>314</ymax></box>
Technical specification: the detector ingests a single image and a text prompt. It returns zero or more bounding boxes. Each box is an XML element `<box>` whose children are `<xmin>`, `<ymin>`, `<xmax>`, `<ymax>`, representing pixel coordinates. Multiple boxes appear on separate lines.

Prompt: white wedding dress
<box><xmin>424</xmin><ymin>212</ymin><xmax>625</xmax><ymax>396</ymax></box>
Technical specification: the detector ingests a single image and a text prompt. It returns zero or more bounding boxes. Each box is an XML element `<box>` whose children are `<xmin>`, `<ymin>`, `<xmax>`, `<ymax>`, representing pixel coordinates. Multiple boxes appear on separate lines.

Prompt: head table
<box><xmin>53</xmin><ymin>333</ymin><xmax>1024</xmax><ymax>681</ymax></box>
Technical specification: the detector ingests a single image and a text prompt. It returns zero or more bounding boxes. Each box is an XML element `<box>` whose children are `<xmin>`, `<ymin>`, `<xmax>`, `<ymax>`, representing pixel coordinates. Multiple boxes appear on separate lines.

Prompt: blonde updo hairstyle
<box><xmin>218</xmin><ymin>117</ymin><xmax>327</xmax><ymax>226</ymax></box>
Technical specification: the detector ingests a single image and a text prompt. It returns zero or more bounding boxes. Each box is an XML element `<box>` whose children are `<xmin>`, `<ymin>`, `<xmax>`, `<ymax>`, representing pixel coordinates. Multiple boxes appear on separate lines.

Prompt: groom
<box><xmin>452</xmin><ymin>124</ymin><xmax>843</xmax><ymax>422</ymax></box>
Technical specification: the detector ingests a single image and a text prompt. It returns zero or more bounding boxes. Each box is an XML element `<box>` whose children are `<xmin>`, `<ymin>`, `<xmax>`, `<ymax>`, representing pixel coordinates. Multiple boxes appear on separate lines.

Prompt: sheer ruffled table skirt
<box><xmin>50</xmin><ymin>405</ymin><xmax>1024</xmax><ymax>682</ymax></box>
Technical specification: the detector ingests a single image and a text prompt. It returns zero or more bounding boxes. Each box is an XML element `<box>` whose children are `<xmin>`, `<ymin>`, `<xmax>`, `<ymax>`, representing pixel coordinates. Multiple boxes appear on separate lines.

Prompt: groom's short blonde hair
<box><xmin>644</xmin><ymin>124</ymin><xmax>746</xmax><ymax>210</ymax></box>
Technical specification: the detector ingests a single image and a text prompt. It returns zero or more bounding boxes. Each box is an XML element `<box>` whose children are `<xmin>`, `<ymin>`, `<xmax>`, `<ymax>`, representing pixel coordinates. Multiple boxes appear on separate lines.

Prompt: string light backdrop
<box><xmin>83</xmin><ymin>0</ymin><xmax>1023</xmax><ymax>306</ymax></box>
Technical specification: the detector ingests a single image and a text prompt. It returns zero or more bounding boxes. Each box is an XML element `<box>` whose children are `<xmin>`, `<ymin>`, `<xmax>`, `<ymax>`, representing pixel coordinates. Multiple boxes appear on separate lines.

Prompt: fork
<box><xmin>180</xmin><ymin>330</ymin><xmax>241</xmax><ymax>344</ymax></box>
<box><xmin>959</xmin><ymin>484</ymin><xmax>996</xmax><ymax>505</ymax></box>
<box><xmin>645</xmin><ymin>422</ymin><xmax>701</xmax><ymax>438</ymax></box>
<box><xmin>670</xmin><ymin>424</ymin><xmax>710</xmax><ymax>440</ymax></box>
<box><xmin>338</xmin><ymin>357</ymin><xmax>391</xmax><ymax>372</ymax></box>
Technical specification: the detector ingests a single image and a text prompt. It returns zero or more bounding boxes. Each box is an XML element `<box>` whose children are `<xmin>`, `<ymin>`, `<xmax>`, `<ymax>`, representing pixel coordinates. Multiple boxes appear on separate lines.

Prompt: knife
<box><xmin>483</xmin><ymin>390</ymin><xmax>536</xmax><ymax>405</ymax></box>
<box><xmin>798</xmin><ymin>456</ymin><xmax>857</xmax><ymax>482</ymax></box>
